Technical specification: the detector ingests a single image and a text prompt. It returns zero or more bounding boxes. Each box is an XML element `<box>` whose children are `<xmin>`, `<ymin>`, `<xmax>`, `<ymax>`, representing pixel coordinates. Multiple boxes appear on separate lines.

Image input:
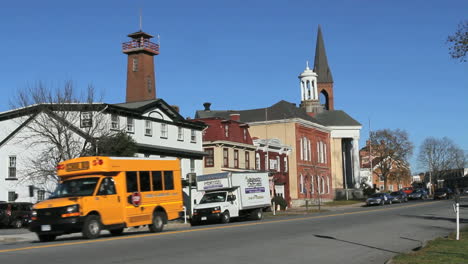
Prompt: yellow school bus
<box><xmin>29</xmin><ymin>156</ymin><xmax>183</xmax><ymax>242</ymax></box>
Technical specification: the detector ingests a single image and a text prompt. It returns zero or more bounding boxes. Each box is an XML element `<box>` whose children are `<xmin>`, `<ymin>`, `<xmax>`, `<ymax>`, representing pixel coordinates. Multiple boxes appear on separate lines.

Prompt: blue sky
<box><xmin>0</xmin><ymin>0</ymin><xmax>467</xmax><ymax>171</ymax></box>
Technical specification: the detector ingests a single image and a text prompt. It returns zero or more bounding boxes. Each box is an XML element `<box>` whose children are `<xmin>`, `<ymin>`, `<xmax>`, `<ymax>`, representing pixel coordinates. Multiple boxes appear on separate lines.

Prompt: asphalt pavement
<box><xmin>0</xmin><ymin>198</ymin><xmax>466</xmax><ymax>264</ymax></box>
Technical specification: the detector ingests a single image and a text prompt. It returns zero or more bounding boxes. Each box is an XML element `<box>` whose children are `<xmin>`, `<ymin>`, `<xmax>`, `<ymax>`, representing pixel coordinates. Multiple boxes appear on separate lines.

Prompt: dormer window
<box><xmin>126</xmin><ymin>117</ymin><xmax>134</xmax><ymax>133</ymax></box>
<box><xmin>243</xmin><ymin>128</ymin><xmax>247</xmax><ymax>140</ymax></box>
<box><xmin>224</xmin><ymin>124</ymin><xmax>229</xmax><ymax>137</ymax></box>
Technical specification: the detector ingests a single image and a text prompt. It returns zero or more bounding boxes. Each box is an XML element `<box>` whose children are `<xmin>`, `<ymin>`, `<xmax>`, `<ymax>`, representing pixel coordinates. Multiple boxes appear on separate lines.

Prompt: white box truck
<box><xmin>191</xmin><ymin>172</ymin><xmax>271</xmax><ymax>225</ymax></box>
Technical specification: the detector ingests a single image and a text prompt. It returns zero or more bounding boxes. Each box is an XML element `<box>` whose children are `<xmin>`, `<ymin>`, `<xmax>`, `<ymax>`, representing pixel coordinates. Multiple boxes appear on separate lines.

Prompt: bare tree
<box><xmin>9</xmin><ymin>81</ymin><xmax>109</xmax><ymax>193</ymax></box>
<box><xmin>370</xmin><ymin>129</ymin><xmax>414</xmax><ymax>191</ymax></box>
<box><xmin>447</xmin><ymin>20</ymin><xmax>468</xmax><ymax>62</ymax></box>
<box><xmin>417</xmin><ymin>137</ymin><xmax>467</xmax><ymax>185</ymax></box>
<box><xmin>388</xmin><ymin>160</ymin><xmax>411</xmax><ymax>188</ymax></box>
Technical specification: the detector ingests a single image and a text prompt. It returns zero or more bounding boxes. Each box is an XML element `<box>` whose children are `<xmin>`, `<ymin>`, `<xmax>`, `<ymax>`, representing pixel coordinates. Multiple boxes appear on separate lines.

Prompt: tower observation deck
<box><xmin>122</xmin><ymin>31</ymin><xmax>159</xmax><ymax>55</ymax></box>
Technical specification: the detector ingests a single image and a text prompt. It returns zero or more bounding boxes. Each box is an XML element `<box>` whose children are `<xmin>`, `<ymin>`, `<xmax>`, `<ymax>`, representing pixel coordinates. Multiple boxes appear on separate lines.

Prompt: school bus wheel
<box><xmin>82</xmin><ymin>214</ymin><xmax>102</xmax><ymax>239</ymax></box>
<box><xmin>149</xmin><ymin>211</ymin><xmax>165</xmax><ymax>233</ymax></box>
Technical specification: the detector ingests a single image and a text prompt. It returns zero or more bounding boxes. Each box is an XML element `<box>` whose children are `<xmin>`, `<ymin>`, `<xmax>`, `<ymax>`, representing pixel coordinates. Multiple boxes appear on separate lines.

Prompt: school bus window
<box><xmin>126</xmin><ymin>171</ymin><xmax>138</xmax><ymax>193</ymax></box>
<box><xmin>140</xmin><ymin>171</ymin><xmax>151</xmax><ymax>192</ymax></box>
<box><xmin>51</xmin><ymin>178</ymin><xmax>99</xmax><ymax>198</ymax></box>
<box><xmin>152</xmin><ymin>171</ymin><xmax>163</xmax><ymax>191</ymax></box>
<box><xmin>97</xmin><ymin>177</ymin><xmax>116</xmax><ymax>195</ymax></box>
<box><xmin>164</xmin><ymin>171</ymin><xmax>174</xmax><ymax>190</ymax></box>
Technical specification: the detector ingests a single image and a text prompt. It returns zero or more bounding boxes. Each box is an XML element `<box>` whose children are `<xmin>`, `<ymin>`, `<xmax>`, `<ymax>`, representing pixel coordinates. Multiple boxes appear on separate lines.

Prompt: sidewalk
<box><xmin>269</xmin><ymin>201</ymin><xmax>366</xmax><ymax>215</ymax></box>
<box><xmin>0</xmin><ymin>221</ymin><xmax>190</xmax><ymax>244</ymax></box>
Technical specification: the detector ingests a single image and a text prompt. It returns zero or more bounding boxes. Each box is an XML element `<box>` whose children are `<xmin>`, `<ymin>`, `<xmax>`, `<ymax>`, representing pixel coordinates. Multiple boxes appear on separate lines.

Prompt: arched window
<box><xmin>322</xmin><ymin>176</ymin><xmax>326</xmax><ymax>194</ymax></box>
<box><xmin>311</xmin><ymin>175</ymin><xmax>314</xmax><ymax>194</ymax></box>
<box><xmin>316</xmin><ymin>175</ymin><xmax>321</xmax><ymax>194</ymax></box>
<box><xmin>300</xmin><ymin>174</ymin><xmax>304</xmax><ymax>194</ymax></box>
<box><xmin>327</xmin><ymin>177</ymin><xmax>330</xmax><ymax>194</ymax></box>
<box><xmin>300</xmin><ymin>138</ymin><xmax>304</xmax><ymax>160</ymax></box>
<box><xmin>319</xmin><ymin>90</ymin><xmax>329</xmax><ymax>110</ymax></box>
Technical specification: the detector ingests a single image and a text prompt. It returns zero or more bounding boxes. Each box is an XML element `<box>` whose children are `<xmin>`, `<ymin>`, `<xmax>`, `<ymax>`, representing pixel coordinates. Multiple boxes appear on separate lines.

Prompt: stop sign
<box><xmin>131</xmin><ymin>192</ymin><xmax>142</xmax><ymax>207</ymax></box>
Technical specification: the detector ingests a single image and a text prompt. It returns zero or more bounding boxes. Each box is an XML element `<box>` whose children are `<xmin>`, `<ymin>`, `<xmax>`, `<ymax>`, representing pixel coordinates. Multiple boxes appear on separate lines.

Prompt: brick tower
<box><xmin>313</xmin><ymin>25</ymin><xmax>334</xmax><ymax>110</ymax></box>
<box><xmin>122</xmin><ymin>30</ymin><xmax>159</xmax><ymax>102</ymax></box>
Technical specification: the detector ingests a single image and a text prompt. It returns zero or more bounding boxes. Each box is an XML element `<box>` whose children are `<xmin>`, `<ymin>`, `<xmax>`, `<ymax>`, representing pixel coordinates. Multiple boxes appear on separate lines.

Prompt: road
<box><xmin>0</xmin><ymin>198</ymin><xmax>467</xmax><ymax>264</ymax></box>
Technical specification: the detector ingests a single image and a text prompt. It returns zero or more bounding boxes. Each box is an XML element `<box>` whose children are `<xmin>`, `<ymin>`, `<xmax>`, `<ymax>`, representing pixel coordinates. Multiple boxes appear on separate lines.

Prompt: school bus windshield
<box><xmin>50</xmin><ymin>177</ymin><xmax>100</xmax><ymax>198</ymax></box>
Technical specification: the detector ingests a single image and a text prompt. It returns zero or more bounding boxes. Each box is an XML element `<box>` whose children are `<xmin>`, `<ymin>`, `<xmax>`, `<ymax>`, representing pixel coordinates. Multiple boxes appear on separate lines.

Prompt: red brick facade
<box><xmin>317</xmin><ymin>82</ymin><xmax>334</xmax><ymax>111</ymax></box>
<box><xmin>295</xmin><ymin>124</ymin><xmax>333</xmax><ymax>200</ymax></box>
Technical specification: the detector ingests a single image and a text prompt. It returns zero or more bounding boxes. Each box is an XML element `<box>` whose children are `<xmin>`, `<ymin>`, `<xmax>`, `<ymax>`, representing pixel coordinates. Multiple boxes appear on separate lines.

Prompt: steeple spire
<box><xmin>313</xmin><ymin>25</ymin><xmax>333</xmax><ymax>83</ymax></box>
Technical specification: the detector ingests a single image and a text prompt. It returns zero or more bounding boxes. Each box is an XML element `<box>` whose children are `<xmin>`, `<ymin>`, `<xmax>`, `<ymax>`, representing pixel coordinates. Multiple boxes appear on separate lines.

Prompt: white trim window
<box><xmin>80</xmin><ymin>112</ymin><xmax>92</xmax><ymax>128</ymax></box>
<box><xmin>145</xmin><ymin>120</ymin><xmax>152</xmax><ymax>136</ymax></box>
<box><xmin>126</xmin><ymin>117</ymin><xmax>134</xmax><ymax>133</ymax></box>
<box><xmin>190</xmin><ymin>129</ymin><xmax>196</xmax><ymax>143</ymax></box>
<box><xmin>324</xmin><ymin>143</ymin><xmax>327</xmax><ymax>164</ymax></box>
<box><xmin>37</xmin><ymin>190</ymin><xmax>46</xmax><ymax>201</ymax></box>
<box><xmin>224</xmin><ymin>124</ymin><xmax>229</xmax><ymax>137</ymax></box>
<box><xmin>327</xmin><ymin>177</ymin><xmax>330</xmax><ymax>194</ymax></box>
<box><xmin>317</xmin><ymin>176</ymin><xmax>321</xmax><ymax>194</ymax></box>
<box><xmin>111</xmin><ymin>114</ymin><xmax>119</xmax><ymax>130</ymax></box>
<box><xmin>300</xmin><ymin>138</ymin><xmax>304</xmax><ymax>160</ymax></box>
<box><xmin>8</xmin><ymin>191</ymin><xmax>16</xmax><ymax>202</ymax></box>
<box><xmin>8</xmin><ymin>156</ymin><xmax>17</xmax><ymax>179</ymax></box>
<box><xmin>300</xmin><ymin>175</ymin><xmax>304</xmax><ymax>194</ymax></box>
<box><xmin>178</xmin><ymin>127</ymin><xmax>184</xmax><ymax>141</ymax></box>
<box><xmin>284</xmin><ymin>157</ymin><xmax>288</xmax><ymax>172</ymax></box>
<box><xmin>317</xmin><ymin>142</ymin><xmax>320</xmax><ymax>163</ymax></box>
<box><xmin>255</xmin><ymin>153</ymin><xmax>261</xmax><ymax>170</ymax></box>
<box><xmin>322</xmin><ymin>176</ymin><xmax>325</xmax><ymax>194</ymax></box>
<box><xmin>307</xmin><ymin>139</ymin><xmax>311</xmax><ymax>161</ymax></box>
<box><xmin>311</xmin><ymin>176</ymin><xmax>314</xmax><ymax>194</ymax></box>
<box><xmin>160</xmin><ymin>123</ymin><xmax>168</xmax><ymax>138</ymax></box>
<box><xmin>276</xmin><ymin>156</ymin><xmax>281</xmax><ymax>172</ymax></box>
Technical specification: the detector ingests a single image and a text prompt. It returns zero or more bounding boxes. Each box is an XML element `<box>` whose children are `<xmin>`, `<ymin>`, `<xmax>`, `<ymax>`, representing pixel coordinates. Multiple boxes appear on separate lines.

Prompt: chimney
<box><xmin>171</xmin><ymin>105</ymin><xmax>180</xmax><ymax>113</ymax></box>
<box><xmin>230</xmin><ymin>113</ymin><xmax>240</xmax><ymax>121</ymax></box>
<box><xmin>203</xmin><ymin>102</ymin><xmax>211</xmax><ymax>111</ymax></box>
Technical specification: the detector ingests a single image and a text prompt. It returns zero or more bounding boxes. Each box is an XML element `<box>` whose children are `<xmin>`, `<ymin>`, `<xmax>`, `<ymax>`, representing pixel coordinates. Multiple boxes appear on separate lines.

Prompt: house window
<box><xmin>311</xmin><ymin>176</ymin><xmax>314</xmax><ymax>194</ymax></box>
<box><xmin>245</xmin><ymin>151</ymin><xmax>250</xmax><ymax>169</ymax></box>
<box><xmin>255</xmin><ymin>153</ymin><xmax>260</xmax><ymax>170</ymax></box>
<box><xmin>243</xmin><ymin>128</ymin><xmax>247</xmax><ymax>140</ymax></box>
<box><xmin>327</xmin><ymin>177</ymin><xmax>330</xmax><ymax>194</ymax></box>
<box><xmin>178</xmin><ymin>127</ymin><xmax>184</xmax><ymax>141</ymax></box>
<box><xmin>133</xmin><ymin>57</ymin><xmax>138</xmax><ymax>72</ymax></box>
<box><xmin>300</xmin><ymin>175</ymin><xmax>304</xmax><ymax>194</ymax></box>
<box><xmin>317</xmin><ymin>142</ymin><xmax>320</xmax><ymax>163</ymax></box>
<box><xmin>80</xmin><ymin>112</ymin><xmax>92</xmax><ymax>128</ymax></box>
<box><xmin>223</xmin><ymin>148</ymin><xmax>229</xmax><ymax>167</ymax></box>
<box><xmin>284</xmin><ymin>157</ymin><xmax>288</xmax><ymax>172</ymax></box>
<box><xmin>234</xmin><ymin>150</ymin><xmax>239</xmax><ymax>168</ymax></box>
<box><xmin>160</xmin><ymin>123</ymin><xmax>168</xmax><ymax>138</ymax></box>
<box><xmin>276</xmin><ymin>156</ymin><xmax>281</xmax><ymax>172</ymax></box>
<box><xmin>8</xmin><ymin>156</ymin><xmax>17</xmax><ymax>179</ymax></box>
<box><xmin>324</xmin><ymin>143</ymin><xmax>327</xmax><ymax>164</ymax></box>
<box><xmin>300</xmin><ymin>138</ymin><xmax>304</xmax><ymax>160</ymax></box>
<box><xmin>8</xmin><ymin>191</ymin><xmax>16</xmax><ymax>202</ymax></box>
<box><xmin>37</xmin><ymin>190</ymin><xmax>45</xmax><ymax>201</ymax></box>
<box><xmin>126</xmin><ymin>117</ymin><xmax>134</xmax><ymax>133</ymax></box>
<box><xmin>191</xmin><ymin>129</ymin><xmax>196</xmax><ymax>143</ymax></box>
<box><xmin>111</xmin><ymin>114</ymin><xmax>119</xmax><ymax>130</ymax></box>
<box><xmin>224</xmin><ymin>124</ymin><xmax>229</xmax><ymax>137</ymax></box>
<box><xmin>317</xmin><ymin>176</ymin><xmax>321</xmax><ymax>194</ymax></box>
<box><xmin>205</xmin><ymin>148</ymin><xmax>214</xmax><ymax>167</ymax></box>
<box><xmin>145</xmin><ymin>120</ymin><xmax>152</xmax><ymax>136</ymax></box>
<box><xmin>307</xmin><ymin>139</ymin><xmax>311</xmax><ymax>161</ymax></box>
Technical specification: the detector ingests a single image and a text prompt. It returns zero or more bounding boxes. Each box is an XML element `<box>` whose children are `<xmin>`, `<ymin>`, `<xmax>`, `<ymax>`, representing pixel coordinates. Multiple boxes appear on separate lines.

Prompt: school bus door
<box><xmin>96</xmin><ymin>177</ymin><xmax>124</xmax><ymax>225</ymax></box>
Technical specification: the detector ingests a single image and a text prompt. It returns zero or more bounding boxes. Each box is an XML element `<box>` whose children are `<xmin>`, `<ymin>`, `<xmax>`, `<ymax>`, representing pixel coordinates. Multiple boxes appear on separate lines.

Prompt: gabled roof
<box><xmin>314</xmin><ymin>110</ymin><xmax>361</xmax><ymax>127</ymax></box>
<box><xmin>195</xmin><ymin>100</ymin><xmax>324</xmax><ymax>125</ymax></box>
<box><xmin>313</xmin><ymin>25</ymin><xmax>333</xmax><ymax>83</ymax></box>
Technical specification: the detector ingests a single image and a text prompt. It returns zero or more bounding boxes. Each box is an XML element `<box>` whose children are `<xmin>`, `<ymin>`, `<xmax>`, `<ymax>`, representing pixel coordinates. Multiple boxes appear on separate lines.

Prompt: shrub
<box><xmin>271</xmin><ymin>195</ymin><xmax>288</xmax><ymax>210</ymax></box>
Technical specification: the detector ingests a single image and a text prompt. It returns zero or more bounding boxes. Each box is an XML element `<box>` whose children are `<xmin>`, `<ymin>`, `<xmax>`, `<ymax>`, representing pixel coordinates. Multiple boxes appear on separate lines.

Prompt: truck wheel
<box><xmin>109</xmin><ymin>228</ymin><xmax>124</xmax><ymax>236</ymax></box>
<box><xmin>82</xmin><ymin>215</ymin><xmax>102</xmax><ymax>239</ymax></box>
<box><xmin>38</xmin><ymin>234</ymin><xmax>56</xmax><ymax>242</ymax></box>
<box><xmin>221</xmin><ymin>211</ymin><xmax>230</xmax><ymax>224</ymax></box>
<box><xmin>253</xmin><ymin>209</ymin><xmax>263</xmax><ymax>220</ymax></box>
<box><xmin>148</xmin><ymin>212</ymin><xmax>165</xmax><ymax>233</ymax></box>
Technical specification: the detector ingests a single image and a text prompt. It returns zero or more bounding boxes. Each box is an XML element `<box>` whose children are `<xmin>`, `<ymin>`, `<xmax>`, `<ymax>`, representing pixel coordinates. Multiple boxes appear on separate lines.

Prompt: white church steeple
<box><xmin>299</xmin><ymin>60</ymin><xmax>318</xmax><ymax>101</ymax></box>
<box><xmin>299</xmin><ymin>60</ymin><xmax>324</xmax><ymax>115</ymax></box>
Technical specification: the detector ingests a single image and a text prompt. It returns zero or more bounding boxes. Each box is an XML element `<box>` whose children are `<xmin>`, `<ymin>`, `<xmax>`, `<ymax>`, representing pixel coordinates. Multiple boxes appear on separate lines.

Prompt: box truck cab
<box><xmin>29</xmin><ymin>156</ymin><xmax>183</xmax><ymax>242</ymax></box>
<box><xmin>191</xmin><ymin>172</ymin><xmax>270</xmax><ymax>225</ymax></box>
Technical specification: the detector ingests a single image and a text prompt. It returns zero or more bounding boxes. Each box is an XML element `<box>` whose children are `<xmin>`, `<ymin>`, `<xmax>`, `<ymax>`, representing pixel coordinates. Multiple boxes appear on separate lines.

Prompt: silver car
<box><xmin>366</xmin><ymin>193</ymin><xmax>392</xmax><ymax>206</ymax></box>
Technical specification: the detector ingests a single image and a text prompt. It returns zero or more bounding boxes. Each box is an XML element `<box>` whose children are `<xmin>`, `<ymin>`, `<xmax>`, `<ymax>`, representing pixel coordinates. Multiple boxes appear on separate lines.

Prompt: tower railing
<box><xmin>122</xmin><ymin>39</ymin><xmax>159</xmax><ymax>53</ymax></box>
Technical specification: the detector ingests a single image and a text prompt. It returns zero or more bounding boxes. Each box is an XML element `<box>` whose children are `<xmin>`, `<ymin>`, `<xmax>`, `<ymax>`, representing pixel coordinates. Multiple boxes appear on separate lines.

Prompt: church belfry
<box><xmin>122</xmin><ymin>30</ymin><xmax>159</xmax><ymax>102</ymax></box>
<box><xmin>299</xmin><ymin>61</ymin><xmax>323</xmax><ymax>115</ymax></box>
<box><xmin>313</xmin><ymin>25</ymin><xmax>334</xmax><ymax>110</ymax></box>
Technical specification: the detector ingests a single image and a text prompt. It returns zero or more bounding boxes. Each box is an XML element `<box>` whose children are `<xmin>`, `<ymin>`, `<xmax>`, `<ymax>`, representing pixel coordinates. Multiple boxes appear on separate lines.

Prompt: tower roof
<box><xmin>127</xmin><ymin>30</ymin><xmax>154</xmax><ymax>39</ymax></box>
<box><xmin>313</xmin><ymin>25</ymin><xmax>333</xmax><ymax>83</ymax></box>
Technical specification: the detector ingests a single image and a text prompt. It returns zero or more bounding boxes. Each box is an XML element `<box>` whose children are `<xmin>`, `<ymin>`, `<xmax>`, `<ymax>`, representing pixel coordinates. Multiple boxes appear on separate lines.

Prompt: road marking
<box><xmin>0</xmin><ymin>201</ymin><xmax>443</xmax><ymax>254</ymax></box>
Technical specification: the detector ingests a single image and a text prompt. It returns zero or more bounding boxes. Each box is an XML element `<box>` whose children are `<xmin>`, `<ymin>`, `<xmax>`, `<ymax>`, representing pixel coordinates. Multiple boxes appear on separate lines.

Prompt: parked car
<box><xmin>366</xmin><ymin>193</ymin><xmax>393</xmax><ymax>206</ymax></box>
<box><xmin>433</xmin><ymin>188</ymin><xmax>453</xmax><ymax>200</ymax></box>
<box><xmin>390</xmin><ymin>191</ymin><xmax>408</xmax><ymax>203</ymax></box>
<box><xmin>408</xmin><ymin>189</ymin><xmax>428</xmax><ymax>200</ymax></box>
<box><xmin>0</xmin><ymin>202</ymin><xmax>33</xmax><ymax>228</ymax></box>
<box><xmin>401</xmin><ymin>187</ymin><xmax>414</xmax><ymax>195</ymax></box>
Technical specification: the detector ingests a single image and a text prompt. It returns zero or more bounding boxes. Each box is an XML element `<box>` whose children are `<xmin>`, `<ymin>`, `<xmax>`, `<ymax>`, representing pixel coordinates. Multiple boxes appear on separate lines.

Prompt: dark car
<box><xmin>366</xmin><ymin>193</ymin><xmax>393</xmax><ymax>206</ymax></box>
<box><xmin>0</xmin><ymin>202</ymin><xmax>33</xmax><ymax>228</ymax></box>
<box><xmin>408</xmin><ymin>189</ymin><xmax>428</xmax><ymax>200</ymax></box>
<box><xmin>390</xmin><ymin>191</ymin><xmax>408</xmax><ymax>203</ymax></box>
<box><xmin>433</xmin><ymin>188</ymin><xmax>453</xmax><ymax>200</ymax></box>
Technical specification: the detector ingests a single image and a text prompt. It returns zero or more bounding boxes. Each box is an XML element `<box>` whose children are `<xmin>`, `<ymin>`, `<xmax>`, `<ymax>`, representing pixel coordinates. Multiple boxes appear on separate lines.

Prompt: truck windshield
<box><xmin>199</xmin><ymin>192</ymin><xmax>227</xmax><ymax>204</ymax></box>
<box><xmin>50</xmin><ymin>177</ymin><xmax>99</xmax><ymax>198</ymax></box>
